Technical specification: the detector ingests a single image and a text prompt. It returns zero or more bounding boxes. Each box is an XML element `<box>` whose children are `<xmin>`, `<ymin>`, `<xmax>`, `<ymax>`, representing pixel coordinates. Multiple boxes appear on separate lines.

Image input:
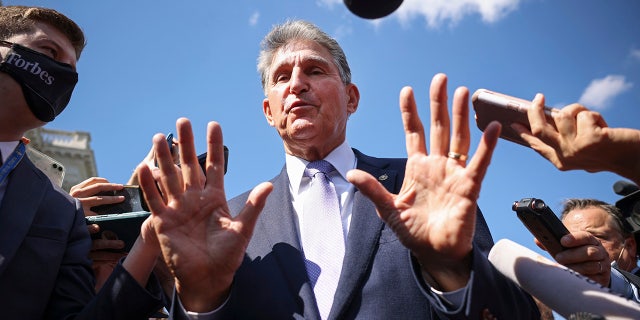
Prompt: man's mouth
<box><xmin>285</xmin><ymin>100</ymin><xmax>314</xmax><ymax>114</ymax></box>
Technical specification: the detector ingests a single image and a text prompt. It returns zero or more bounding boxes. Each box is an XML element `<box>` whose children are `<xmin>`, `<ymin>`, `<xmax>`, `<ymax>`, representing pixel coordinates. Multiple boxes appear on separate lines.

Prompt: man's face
<box><xmin>563</xmin><ymin>207</ymin><xmax>635</xmax><ymax>270</ymax></box>
<box><xmin>262</xmin><ymin>39</ymin><xmax>359</xmax><ymax>160</ymax></box>
<box><xmin>0</xmin><ymin>21</ymin><xmax>77</xmax><ymax>139</ymax></box>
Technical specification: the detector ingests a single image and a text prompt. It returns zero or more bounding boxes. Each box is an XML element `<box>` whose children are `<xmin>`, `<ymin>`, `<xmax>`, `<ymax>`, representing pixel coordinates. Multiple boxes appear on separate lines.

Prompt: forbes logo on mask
<box><xmin>4</xmin><ymin>51</ymin><xmax>56</xmax><ymax>85</ymax></box>
<box><xmin>0</xmin><ymin>40</ymin><xmax>78</xmax><ymax>122</ymax></box>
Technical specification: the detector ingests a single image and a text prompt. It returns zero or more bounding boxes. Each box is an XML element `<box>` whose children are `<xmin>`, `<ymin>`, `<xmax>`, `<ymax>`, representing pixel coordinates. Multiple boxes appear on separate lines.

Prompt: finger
<box><xmin>347</xmin><ymin>169</ymin><xmax>397</xmax><ymax>222</ymax></box>
<box><xmin>465</xmin><ymin>121</ymin><xmax>501</xmax><ymax>185</ymax></box>
<box><xmin>81</xmin><ymin>193</ymin><xmax>126</xmax><ymax>206</ymax></box>
<box><xmin>91</xmin><ymin>239</ymin><xmax>125</xmax><ymax>251</ymax></box>
<box><xmin>235</xmin><ymin>182</ymin><xmax>273</xmax><ymax>238</ymax></box>
<box><xmin>527</xmin><ymin>94</ymin><xmax>550</xmax><ymax>136</ymax></box>
<box><xmin>138</xmin><ymin>163</ymin><xmax>167</xmax><ymax>217</ymax></box>
<box><xmin>450</xmin><ymin>86</ymin><xmax>470</xmax><ymax>158</ymax></box>
<box><xmin>576</xmin><ymin>110</ymin><xmax>607</xmax><ymax>134</ymax></box>
<box><xmin>154</xmin><ymin>131</ymin><xmax>183</xmax><ymax>200</ymax></box>
<box><xmin>176</xmin><ymin>118</ymin><xmax>203</xmax><ymax>190</ymax></box>
<box><xmin>533</xmin><ymin>237</ymin><xmax>548</xmax><ymax>252</ymax></box>
<box><xmin>429</xmin><ymin>73</ymin><xmax>450</xmax><ymax>156</ymax></box>
<box><xmin>205</xmin><ymin>121</ymin><xmax>226</xmax><ymax>191</ymax></box>
<box><xmin>87</xmin><ymin>224</ymin><xmax>100</xmax><ymax>234</ymax></box>
<box><xmin>69</xmin><ymin>177</ymin><xmax>111</xmax><ymax>194</ymax></box>
<box><xmin>150</xmin><ymin>167</ymin><xmax>178</xmax><ymax>203</ymax></box>
<box><xmin>70</xmin><ymin>182</ymin><xmax>124</xmax><ymax>198</ymax></box>
<box><xmin>399</xmin><ymin>86</ymin><xmax>426</xmax><ymax>156</ymax></box>
<box><xmin>555</xmin><ymin>244</ymin><xmax>607</xmax><ymax>266</ymax></box>
<box><xmin>560</xmin><ymin>231</ymin><xmax>602</xmax><ymax>248</ymax></box>
<box><xmin>511</xmin><ymin>122</ymin><xmax>547</xmax><ymax>148</ymax></box>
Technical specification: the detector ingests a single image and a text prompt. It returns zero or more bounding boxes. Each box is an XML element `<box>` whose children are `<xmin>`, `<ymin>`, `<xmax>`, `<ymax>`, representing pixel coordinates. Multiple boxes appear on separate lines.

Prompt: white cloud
<box><xmin>249</xmin><ymin>11</ymin><xmax>260</xmax><ymax>26</ymax></box>
<box><xmin>396</xmin><ymin>0</ymin><xmax>520</xmax><ymax>28</ymax></box>
<box><xmin>317</xmin><ymin>0</ymin><xmax>341</xmax><ymax>9</ymax></box>
<box><xmin>578</xmin><ymin>75</ymin><xmax>633</xmax><ymax>110</ymax></box>
<box><xmin>317</xmin><ymin>0</ymin><xmax>519</xmax><ymax>29</ymax></box>
<box><xmin>631</xmin><ymin>48</ymin><xmax>640</xmax><ymax>61</ymax></box>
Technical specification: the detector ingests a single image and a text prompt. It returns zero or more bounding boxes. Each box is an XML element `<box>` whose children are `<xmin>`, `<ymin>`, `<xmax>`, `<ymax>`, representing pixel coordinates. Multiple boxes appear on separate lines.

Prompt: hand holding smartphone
<box><xmin>86</xmin><ymin>211</ymin><xmax>150</xmax><ymax>252</ymax></box>
<box><xmin>512</xmin><ymin>197</ymin><xmax>570</xmax><ymax>257</ymax></box>
<box><xmin>472</xmin><ymin>89</ymin><xmax>557</xmax><ymax>147</ymax></box>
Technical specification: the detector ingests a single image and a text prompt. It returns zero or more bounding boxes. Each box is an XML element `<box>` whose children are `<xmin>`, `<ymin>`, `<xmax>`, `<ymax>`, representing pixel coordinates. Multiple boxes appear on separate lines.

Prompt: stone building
<box><xmin>24</xmin><ymin>127</ymin><xmax>98</xmax><ymax>192</ymax></box>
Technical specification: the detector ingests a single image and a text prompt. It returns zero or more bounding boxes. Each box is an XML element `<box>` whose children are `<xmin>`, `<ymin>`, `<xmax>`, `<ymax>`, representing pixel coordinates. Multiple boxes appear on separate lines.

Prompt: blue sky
<box><xmin>7</xmin><ymin>0</ymin><xmax>640</xmax><ymax>275</ymax></box>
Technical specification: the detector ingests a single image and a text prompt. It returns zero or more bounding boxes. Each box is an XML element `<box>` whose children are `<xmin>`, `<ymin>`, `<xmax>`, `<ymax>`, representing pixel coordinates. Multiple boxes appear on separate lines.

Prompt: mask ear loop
<box><xmin>615</xmin><ymin>239</ymin><xmax>629</xmax><ymax>271</ymax></box>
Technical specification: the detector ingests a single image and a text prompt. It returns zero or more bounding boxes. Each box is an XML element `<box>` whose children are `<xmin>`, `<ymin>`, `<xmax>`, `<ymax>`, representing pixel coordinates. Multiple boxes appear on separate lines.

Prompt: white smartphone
<box><xmin>471</xmin><ymin>89</ymin><xmax>556</xmax><ymax>147</ymax></box>
<box><xmin>26</xmin><ymin>146</ymin><xmax>65</xmax><ymax>187</ymax></box>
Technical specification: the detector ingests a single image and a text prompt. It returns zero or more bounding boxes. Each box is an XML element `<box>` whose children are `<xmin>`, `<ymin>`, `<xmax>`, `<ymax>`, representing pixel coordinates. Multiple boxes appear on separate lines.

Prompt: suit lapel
<box><xmin>255</xmin><ymin>167</ymin><xmax>319</xmax><ymax>319</ymax></box>
<box><xmin>0</xmin><ymin>158</ymin><xmax>46</xmax><ymax>275</ymax></box>
<box><xmin>330</xmin><ymin>152</ymin><xmax>399</xmax><ymax>319</ymax></box>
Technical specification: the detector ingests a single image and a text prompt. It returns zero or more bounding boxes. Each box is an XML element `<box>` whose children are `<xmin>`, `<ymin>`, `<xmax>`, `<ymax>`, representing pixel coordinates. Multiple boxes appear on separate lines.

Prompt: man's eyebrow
<box><xmin>273</xmin><ymin>54</ymin><xmax>332</xmax><ymax>70</ymax></box>
<box><xmin>303</xmin><ymin>55</ymin><xmax>332</xmax><ymax>66</ymax></box>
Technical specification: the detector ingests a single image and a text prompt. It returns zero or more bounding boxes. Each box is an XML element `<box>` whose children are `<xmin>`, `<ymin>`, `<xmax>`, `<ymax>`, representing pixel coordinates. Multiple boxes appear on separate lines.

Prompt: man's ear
<box><xmin>346</xmin><ymin>83</ymin><xmax>360</xmax><ymax>114</ymax></box>
<box><xmin>263</xmin><ymin>98</ymin><xmax>275</xmax><ymax>127</ymax></box>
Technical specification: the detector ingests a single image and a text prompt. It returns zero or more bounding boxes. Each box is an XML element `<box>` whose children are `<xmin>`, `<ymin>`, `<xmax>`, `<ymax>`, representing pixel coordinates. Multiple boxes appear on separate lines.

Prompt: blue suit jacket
<box><xmin>0</xmin><ymin>155</ymin><xmax>163</xmax><ymax>319</ymax></box>
<box><xmin>176</xmin><ymin>149</ymin><xmax>540</xmax><ymax>319</ymax></box>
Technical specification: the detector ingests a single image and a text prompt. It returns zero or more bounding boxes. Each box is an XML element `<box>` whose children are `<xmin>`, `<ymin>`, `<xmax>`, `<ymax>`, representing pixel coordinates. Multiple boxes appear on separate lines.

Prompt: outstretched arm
<box><xmin>347</xmin><ymin>73</ymin><xmax>501</xmax><ymax>291</ymax></box>
<box><xmin>138</xmin><ymin>118</ymin><xmax>273</xmax><ymax>312</ymax></box>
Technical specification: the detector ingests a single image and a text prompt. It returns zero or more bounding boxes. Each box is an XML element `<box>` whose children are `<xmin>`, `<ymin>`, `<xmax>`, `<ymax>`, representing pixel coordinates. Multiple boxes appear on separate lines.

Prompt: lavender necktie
<box><xmin>301</xmin><ymin>160</ymin><xmax>345</xmax><ymax>319</ymax></box>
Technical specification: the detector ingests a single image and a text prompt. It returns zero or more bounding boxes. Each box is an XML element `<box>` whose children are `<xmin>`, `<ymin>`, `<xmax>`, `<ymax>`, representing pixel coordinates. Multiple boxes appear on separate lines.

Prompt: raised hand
<box><xmin>347</xmin><ymin>73</ymin><xmax>501</xmax><ymax>291</ymax></box>
<box><xmin>138</xmin><ymin>118</ymin><xmax>273</xmax><ymax>312</ymax></box>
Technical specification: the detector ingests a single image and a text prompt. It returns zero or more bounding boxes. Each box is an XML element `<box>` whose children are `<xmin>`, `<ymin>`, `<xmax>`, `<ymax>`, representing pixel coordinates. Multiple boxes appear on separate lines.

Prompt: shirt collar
<box><xmin>286</xmin><ymin>140</ymin><xmax>356</xmax><ymax>195</ymax></box>
<box><xmin>0</xmin><ymin>141</ymin><xmax>20</xmax><ymax>164</ymax></box>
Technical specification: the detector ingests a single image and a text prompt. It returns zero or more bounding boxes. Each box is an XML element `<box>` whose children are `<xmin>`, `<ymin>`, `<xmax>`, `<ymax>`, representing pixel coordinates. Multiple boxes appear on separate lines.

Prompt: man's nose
<box><xmin>289</xmin><ymin>68</ymin><xmax>309</xmax><ymax>94</ymax></box>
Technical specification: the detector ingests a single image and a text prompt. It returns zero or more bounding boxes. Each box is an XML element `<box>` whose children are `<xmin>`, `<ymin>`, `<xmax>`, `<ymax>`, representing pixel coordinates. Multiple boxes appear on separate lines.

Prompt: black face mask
<box><xmin>0</xmin><ymin>40</ymin><xmax>78</xmax><ymax>122</ymax></box>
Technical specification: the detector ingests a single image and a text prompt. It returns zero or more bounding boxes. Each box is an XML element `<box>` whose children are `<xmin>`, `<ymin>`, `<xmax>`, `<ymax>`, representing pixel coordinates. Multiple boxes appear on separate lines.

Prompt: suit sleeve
<box><xmin>44</xmin><ymin>199</ymin><xmax>97</xmax><ymax>320</ymax></box>
<box><xmin>45</xmin><ymin>198</ymin><xmax>165</xmax><ymax>320</ymax></box>
<box><xmin>412</xmin><ymin>247</ymin><xmax>541</xmax><ymax>320</ymax></box>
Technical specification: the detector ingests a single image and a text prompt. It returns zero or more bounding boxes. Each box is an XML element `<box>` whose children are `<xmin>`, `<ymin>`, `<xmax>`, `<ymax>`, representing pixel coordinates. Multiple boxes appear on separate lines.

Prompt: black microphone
<box><xmin>613</xmin><ymin>180</ymin><xmax>639</xmax><ymax>196</ymax></box>
<box><xmin>343</xmin><ymin>0</ymin><xmax>404</xmax><ymax>19</ymax></box>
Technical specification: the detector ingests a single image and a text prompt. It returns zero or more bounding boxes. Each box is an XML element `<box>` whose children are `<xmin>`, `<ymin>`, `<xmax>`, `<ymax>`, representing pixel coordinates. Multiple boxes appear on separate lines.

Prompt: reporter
<box><xmin>559</xmin><ymin>198</ymin><xmax>640</xmax><ymax>302</ymax></box>
<box><xmin>0</xmin><ymin>5</ymin><xmax>163</xmax><ymax>318</ymax></box>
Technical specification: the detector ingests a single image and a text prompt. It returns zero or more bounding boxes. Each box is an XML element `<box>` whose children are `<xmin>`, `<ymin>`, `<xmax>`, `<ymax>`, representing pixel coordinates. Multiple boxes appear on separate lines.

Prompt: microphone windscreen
<box><xmin>613</xmin><ymin>180</ymin><xmax>639</xmax><ymax>196</ymax></box>
<box><xmin>488</xmin><ymin>239</ymin><xmax>640</xmax><ymax>319</ymax></box>
<box><xmin>343</xmin><ymin>0</ymin><xmax>403</xmax><ymax>19</ymax></box>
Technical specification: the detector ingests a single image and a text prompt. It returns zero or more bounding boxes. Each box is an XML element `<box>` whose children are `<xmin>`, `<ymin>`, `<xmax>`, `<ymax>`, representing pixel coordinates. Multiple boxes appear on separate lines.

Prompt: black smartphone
<box><xmin>472</xmin><ymin>89</ymin><xmax>556</xmax><ymax>147</ymax></box>
<box><xmin>89</xmin><ymin>185</ymin><xmax>149</xmax><ymax>215</ymax></box>
<box><xmin>85</xmin><ymin>211</ymin><xmax>150</xmax><ymax>252</ymax></box>
<box><xmin>197</xmin><ymin>145</ymin><xmax>229</xmax><ymax>174</ymax></box>
<box><xmin>512</xmin><ymin>197</ymin><xmax>570</xmax><ymax>256</ymax></box>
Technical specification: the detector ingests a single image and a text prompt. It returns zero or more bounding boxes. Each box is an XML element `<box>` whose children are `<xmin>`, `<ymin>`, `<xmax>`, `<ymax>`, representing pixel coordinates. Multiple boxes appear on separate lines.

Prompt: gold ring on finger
<box><xmin>447</xmin><ymin>151</ymin><xmax>468</xmax><ymax>161</ymax></box>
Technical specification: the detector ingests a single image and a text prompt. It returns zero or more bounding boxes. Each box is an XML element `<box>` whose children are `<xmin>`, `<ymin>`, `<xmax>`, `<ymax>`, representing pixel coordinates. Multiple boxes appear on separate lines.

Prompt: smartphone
<box><xmin>197</xmin><ymin>145</ymin><xmax>229</xmax><ymax>174</ymax></box>
<box><xmin>512</xmin><ymin>197</ymin><xmax>570</xmax><ymax>257</ymax></box>
<box><xmin>85</xmin><ymin>211</ymin><xmax>150</xmax><ymax>252</ymax></box>
<box><xmin>89</xmin><ymin>185</ymin><xmax>149</xmax><ymax>215</ymax></box>
<box><xmin>472</xmin><ymin>89</ymin><xmax>556</xmax><ymax>147</ymax></box>
<box><xmin>26</xmin><ymin>146</ymin><xmax>65</xmax><ymax>188</ymax></box>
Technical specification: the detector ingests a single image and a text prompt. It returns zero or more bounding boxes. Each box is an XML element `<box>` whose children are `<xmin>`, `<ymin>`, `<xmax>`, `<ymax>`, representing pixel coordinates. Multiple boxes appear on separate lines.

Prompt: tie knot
<box><xmin>305</xmin><ymin>160</ymin><xmax>335</xmax><ymax>178</ymax></box>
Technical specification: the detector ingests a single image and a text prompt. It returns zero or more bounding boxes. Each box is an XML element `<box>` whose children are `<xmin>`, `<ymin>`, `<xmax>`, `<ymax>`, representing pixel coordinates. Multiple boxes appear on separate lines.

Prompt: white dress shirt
<box><xmin>285</xmin><ymin>140</ymin><xmax>357</xmax><ymax>243</ymax></box>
